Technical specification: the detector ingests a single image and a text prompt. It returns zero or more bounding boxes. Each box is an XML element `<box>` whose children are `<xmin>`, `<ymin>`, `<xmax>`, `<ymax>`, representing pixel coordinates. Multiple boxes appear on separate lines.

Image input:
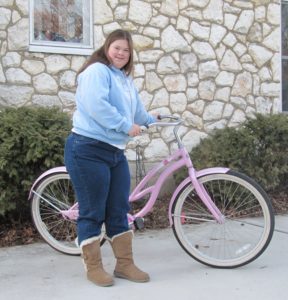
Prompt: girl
<box><xmin>64</xmin><ymin>29</ymin><xmax>156</xmax><ymax>286</ymax></box>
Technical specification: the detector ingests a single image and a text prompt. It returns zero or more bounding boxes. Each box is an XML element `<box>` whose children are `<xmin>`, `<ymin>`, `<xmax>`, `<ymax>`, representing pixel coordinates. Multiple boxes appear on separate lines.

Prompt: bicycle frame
<box><xmin>29</xmin><ymin>150</ymin><xmax>229</xmax><ymax>226</ymax></box>
<box><xmin>128</xmin><ymin>146</ymin><xmax>229</xmax><ymax>226</ymax></box>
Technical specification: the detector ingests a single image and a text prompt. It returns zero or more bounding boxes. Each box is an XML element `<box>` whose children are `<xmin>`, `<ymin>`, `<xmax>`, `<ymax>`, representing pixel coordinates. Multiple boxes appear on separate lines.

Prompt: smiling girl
<box><xmin>64</xmin><ymin>29</ymin><xmax>156</xmax><ymax>287</ymax></box>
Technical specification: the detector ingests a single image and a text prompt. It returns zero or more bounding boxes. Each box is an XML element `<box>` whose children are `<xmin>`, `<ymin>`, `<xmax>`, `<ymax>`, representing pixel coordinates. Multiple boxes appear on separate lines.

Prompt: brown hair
<box><xmin>78</xmin><ymin>29</ymin><xmax>134</xmax><ymax>76</ymax></box>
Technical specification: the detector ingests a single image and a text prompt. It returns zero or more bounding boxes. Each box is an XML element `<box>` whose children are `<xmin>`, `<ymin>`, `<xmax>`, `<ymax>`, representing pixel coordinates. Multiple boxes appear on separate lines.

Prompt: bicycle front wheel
<box><xmin>172</xmin><ymin>170</ymin><xmax>274</xmax><ymax>268</ymax></box>
<box><xmin>31</xmin><ymin>172</ymin><xmax>80</xmax><ymax>255</ymax></box>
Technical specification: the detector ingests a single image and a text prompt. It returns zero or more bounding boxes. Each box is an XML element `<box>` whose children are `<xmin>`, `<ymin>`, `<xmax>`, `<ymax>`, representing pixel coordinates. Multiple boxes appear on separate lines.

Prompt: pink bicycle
<box><xmin>29</xmin><ymin>115</ymin><xmax>274</xmax><ymax>268</ymax></box>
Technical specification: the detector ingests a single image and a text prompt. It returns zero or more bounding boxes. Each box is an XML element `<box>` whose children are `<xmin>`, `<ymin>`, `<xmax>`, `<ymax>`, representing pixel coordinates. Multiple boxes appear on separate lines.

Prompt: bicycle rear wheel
<box><xmin>172</xmin><ymin>170</ymin><xmax>274</xmax><ymax>268</ymax></box>
<box><xmin>31</xmin><ymin>172</ymin><xmax>80</xmax><ymax>255</ymax></box>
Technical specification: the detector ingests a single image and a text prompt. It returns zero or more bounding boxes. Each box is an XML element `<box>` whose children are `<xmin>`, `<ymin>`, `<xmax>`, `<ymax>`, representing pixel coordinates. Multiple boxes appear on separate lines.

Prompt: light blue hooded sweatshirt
<box><xmin>72</xmin><ymin>62</ymin><xmax>155</xmax><ymax>146</ymax></box>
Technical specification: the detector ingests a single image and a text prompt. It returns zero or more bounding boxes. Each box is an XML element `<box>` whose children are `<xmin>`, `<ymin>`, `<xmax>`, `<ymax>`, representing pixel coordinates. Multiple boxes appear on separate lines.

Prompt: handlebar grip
<box><xmin>140</xmin><ymin>125</ymin><xmax>149</xmax><ymax>132</ymax></box>
<box><xmin>157</xmin><ymin>114</ymin><xmax>181</xmax><ymax>121</ymax></box>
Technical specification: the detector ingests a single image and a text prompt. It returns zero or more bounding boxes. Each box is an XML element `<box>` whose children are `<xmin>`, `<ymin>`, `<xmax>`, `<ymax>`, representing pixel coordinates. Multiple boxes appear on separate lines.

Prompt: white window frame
<box><xmin>29</xmin><ymin>0</ymin><xmax>94</xmax><ymax>55</ymax></box>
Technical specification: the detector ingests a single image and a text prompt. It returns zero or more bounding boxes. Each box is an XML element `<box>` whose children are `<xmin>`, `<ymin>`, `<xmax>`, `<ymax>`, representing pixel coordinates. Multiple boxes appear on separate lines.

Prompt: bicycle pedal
<box><xmin>134</xmin><ymin>217</ymin><xmax>145</xmax><ymax>230</ymax></box>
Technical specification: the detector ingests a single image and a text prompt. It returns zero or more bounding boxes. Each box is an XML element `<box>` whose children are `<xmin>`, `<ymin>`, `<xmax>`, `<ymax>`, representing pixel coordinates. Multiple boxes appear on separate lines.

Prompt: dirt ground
<box><xmin>0</xmin><ymin>196</ymin><xmax>170</xmax><ymax>248</ymax></box>
<box><xmin>0</xmin><ymin>192</ymin><xmax>287</xmax><ymax>248</ymax></box>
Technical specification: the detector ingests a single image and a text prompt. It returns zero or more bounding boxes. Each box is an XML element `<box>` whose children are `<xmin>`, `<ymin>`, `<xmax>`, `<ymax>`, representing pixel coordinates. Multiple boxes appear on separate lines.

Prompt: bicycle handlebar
<box><xmin>140</xmin><ymin>114</ymin><xmax>184</xmax><ymax>148</ymax></box>
<box><xmin>140</xmin><ymin>114</ymin><xmax>184</xmax><ymax>131</ymax></box>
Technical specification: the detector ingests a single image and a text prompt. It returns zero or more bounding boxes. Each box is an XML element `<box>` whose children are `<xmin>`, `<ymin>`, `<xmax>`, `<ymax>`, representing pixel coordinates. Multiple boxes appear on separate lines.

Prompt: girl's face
<box><xmin>107</xmin><ymin>39</ymin><xmax>130</xmax><ymax>69</ymax></box>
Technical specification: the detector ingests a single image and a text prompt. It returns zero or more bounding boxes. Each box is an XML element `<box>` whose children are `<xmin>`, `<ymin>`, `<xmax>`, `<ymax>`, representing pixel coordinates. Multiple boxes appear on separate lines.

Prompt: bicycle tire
<box><xmin>172</xmin><ymin>170</ymin><xmax>274</xmax><ymax>268</ymax></box>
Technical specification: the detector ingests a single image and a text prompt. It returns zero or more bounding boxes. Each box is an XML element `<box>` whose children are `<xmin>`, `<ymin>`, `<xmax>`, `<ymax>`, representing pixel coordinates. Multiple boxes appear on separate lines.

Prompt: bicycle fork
<box><xmin>188</xmin><ymin>167</ymin><xmax>225</xmax><ymax>224</ymax></box>
<box><xmin>180</xmin><ymin>146</ymin><xmax>225</xmax><ymax>224</ymax></box>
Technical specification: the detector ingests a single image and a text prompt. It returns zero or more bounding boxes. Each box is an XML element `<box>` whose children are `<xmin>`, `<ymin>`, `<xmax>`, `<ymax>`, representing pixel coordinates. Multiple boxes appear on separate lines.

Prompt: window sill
<box><xmin>29</xmin><ymin>44</ymin><xmax>94</xmax><ymax>56</ymax></box>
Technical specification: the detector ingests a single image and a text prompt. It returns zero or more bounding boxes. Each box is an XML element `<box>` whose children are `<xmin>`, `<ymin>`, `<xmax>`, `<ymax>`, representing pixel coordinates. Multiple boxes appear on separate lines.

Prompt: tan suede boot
<box><xmin>80</xmin><ymin>237</ymin><xmax>114</xmax><ymax>287</ymax></box>
<box><xmin>110</xmin><ymin>231</ymin><xmax>150</xmax><ymax>282</ymax></box>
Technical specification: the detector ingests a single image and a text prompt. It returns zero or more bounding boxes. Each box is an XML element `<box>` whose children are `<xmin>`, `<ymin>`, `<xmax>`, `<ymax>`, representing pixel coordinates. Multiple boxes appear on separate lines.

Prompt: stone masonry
<box><xmin>0</xmin><ymin>0</ymin><xmax>281</xmax><ymax>163</ymax></box>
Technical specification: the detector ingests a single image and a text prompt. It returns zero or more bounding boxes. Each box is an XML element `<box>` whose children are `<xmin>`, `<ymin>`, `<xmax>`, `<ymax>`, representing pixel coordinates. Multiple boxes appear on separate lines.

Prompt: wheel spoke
<box><xmin>31</xmin><ymin>173</ymin><xmax>80</xmax><ymax>255</ymax></box>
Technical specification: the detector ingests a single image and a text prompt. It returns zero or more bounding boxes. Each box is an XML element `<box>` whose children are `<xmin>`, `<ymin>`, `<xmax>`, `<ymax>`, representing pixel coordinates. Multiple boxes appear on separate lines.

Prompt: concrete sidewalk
<box><xmin>1</xmin><ymin>216</ymin><xmax>288</xmax><ymax>300</ymax></box>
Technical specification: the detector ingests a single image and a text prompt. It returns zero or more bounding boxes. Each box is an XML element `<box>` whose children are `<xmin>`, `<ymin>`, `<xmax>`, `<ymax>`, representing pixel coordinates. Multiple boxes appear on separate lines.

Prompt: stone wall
<box><xmin>0</xmin><ymin>0</ymin><xmax>281</xmax><ymax>163</ymax></box>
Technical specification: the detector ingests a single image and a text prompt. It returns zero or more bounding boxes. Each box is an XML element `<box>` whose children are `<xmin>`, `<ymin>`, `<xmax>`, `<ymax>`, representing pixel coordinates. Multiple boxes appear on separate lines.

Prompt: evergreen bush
<box><xmin>0</xmin><ymin>106</ymin><xmax>72</xmax><ymax>219</ymax></box>
<box><xmin>175</xmin><ymin>114</ymin><xmax>288</xmax><ymax>193</ymax></box>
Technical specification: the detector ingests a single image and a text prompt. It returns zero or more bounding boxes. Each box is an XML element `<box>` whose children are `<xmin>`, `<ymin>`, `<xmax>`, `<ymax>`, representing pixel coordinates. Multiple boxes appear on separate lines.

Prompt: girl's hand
<box><xmin>128</xmin><ymin>124</ymin><xmax>141</xmax><ymax>137</ymax></box>
<box><xmin>151</xmin><ymin>112</ymin><xmax>160</xmax><ymax>120</ymax></box>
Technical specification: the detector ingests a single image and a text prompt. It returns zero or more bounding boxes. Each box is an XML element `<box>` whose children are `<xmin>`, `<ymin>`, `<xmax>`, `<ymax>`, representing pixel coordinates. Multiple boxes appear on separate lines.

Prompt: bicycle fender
<box><xmin>28</xmin><ymin>166</ymin><xmax>67</xmax><ymax>200</ymax></box>
<box><xmin>168</xmin><ymin>167</ymin><xmax>229</xmax><ymax>226</ymax></box>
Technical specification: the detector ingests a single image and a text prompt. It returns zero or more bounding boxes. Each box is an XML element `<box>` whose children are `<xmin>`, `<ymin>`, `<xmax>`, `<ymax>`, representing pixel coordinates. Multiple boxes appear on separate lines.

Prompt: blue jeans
<box><xmin>64</xmin><ymin>133</ymin><xmax>130</xmax><ymax>245</ymax></box>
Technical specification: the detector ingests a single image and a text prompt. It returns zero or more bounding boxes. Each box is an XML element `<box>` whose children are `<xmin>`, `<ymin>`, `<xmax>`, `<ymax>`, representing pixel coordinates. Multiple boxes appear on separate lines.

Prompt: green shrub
<box><xmin>0</xmin><ymin>106</ymin><xmax>72</xmax><ymax>219</ymax></box>
<box><xmin>176</xmin><ymin>114</ymin><xmax>288</xmax><ymax>192</ymax></box>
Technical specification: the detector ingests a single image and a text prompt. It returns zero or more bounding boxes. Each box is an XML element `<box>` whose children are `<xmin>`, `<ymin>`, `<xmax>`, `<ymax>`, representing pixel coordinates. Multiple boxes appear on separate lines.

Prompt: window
<box><xmin>282</xmin><ymin>1</ymin><xmax>288</xmax><ymax>111</ymax></box>
<box><xmin>29</xmin><ymin>0</ymin><xmax>93</xmax><ymax>55</ymax></box>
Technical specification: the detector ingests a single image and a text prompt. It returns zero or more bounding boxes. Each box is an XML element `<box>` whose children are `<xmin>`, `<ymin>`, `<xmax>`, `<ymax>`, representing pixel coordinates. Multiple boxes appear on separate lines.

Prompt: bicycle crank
<box><xmin>134</xmin><ymin>217</ymin><xmax>145</xmax><ymax>230</ymax></box>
